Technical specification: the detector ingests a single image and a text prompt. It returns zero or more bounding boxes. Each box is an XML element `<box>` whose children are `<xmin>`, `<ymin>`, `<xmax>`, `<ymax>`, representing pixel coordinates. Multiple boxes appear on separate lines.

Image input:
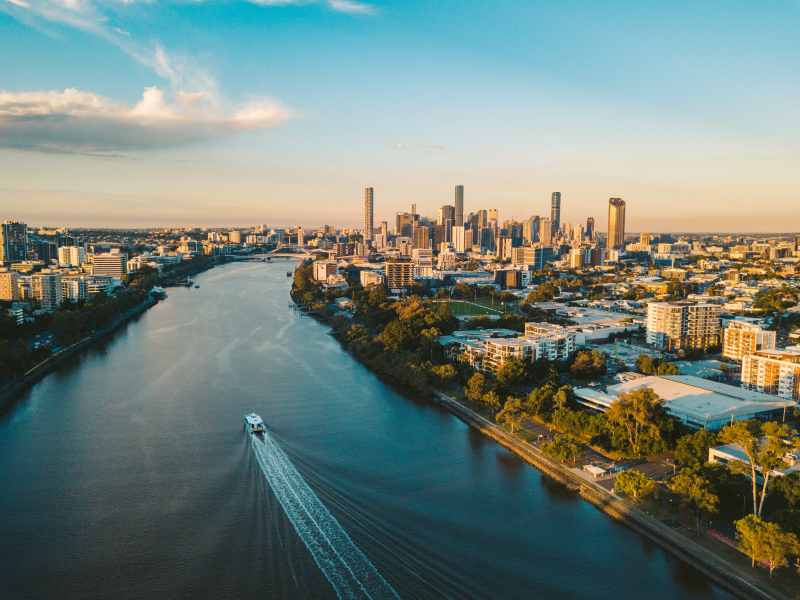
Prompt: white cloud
<box><xmin>326</xmin><ymin>0</ymin><xmax>375</xmax><ymax>14</ymax></box>
<box><xmin>3</xmin><ymin>0</ymin><xmax>30</xmax><ymax>8</ymax></box>
<box><xmin>388</xmin><ymin>142</ymin><xmax>405</xmax><ymax>150</ymax></box>
<box><xmin>0</xmin><ymin>86</ymin><xmax>293</xmax><ymax>154</ymax></box>
<box><xmin>389</xmin><ymin>142</ymin><xmax>445</xmax><ymax>151</ymax></box>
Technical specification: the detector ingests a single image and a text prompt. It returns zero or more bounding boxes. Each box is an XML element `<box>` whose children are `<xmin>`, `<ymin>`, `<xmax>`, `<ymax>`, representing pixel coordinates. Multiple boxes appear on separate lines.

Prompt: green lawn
<box><xmin>439</xmin><ymin>299</ymin><xmax>508</xmax><ymax>317</ymax></box>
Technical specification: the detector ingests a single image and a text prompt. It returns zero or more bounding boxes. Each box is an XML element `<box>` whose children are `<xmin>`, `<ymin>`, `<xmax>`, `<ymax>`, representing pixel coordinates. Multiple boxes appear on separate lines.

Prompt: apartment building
<box><xmin>722</xmin><ymin>320</ymin><xmax>776</xmax><ymax>362</ymax></box>
<box><xmin>646</xmin><ymin>301</ymin><xmax>720</xmax><ymax>350</ymax></box>
<box><xmin>741</xmin><ymin>349</ymin><xmax>800</xmax><ymax>401</ymax></box>
<box><xmin>313</xmin><ymin>260</ymin><xmax>338</xmax><ymax>282</ymax></box>
<box><xmin>32</xmin><ymin>269</ymin><xmax>63</xmax><ymax>312</ymax></box>
<box><xmin>62</xmin><ymin>276</ymin><xmax>88</xmax><ymax>302</ymax></box>
<box><xmin>385</xmin><ymin>262</ymin><xmax>413</xmax><ymax>293</ymax></box>
<box><xmin>57</xmin><ymin>246</ymin><xmax>86</xmax><ymax>267</ymax></box>
<box><xmin>359</xmin><ymin>270</ymin><xmax>384</xmax><ymax>287</ymax></box>
<box><xmin>0</xmin><ymin>269</ymin><xmax>20</xmax><ymax>301</ymax></box>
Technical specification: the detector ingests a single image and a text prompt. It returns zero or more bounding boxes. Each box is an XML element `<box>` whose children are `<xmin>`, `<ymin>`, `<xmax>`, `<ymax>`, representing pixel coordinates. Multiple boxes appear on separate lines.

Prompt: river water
<box><xmin>0</xmin><ymin>261</ymin><xmax>736</xmax><ymax>600</ymax></box>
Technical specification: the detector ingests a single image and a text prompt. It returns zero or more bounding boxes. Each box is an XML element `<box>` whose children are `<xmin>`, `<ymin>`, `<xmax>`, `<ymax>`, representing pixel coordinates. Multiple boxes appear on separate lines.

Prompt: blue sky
<box><xmin>1</xmin><ymin>0</ymin><xmax>798</xmax><ymax>231</ymax></box>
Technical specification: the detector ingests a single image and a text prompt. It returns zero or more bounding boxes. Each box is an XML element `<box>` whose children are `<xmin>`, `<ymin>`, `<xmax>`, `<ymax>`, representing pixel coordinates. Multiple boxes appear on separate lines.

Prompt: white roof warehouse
<box><xmin>575</xmin><ymin>375</ymin><xmax>797</xmax><ymax>431</ymax></box>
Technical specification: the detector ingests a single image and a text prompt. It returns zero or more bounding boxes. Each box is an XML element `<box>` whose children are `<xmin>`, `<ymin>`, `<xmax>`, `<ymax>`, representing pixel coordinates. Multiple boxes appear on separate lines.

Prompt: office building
<box><xmin>640</xmin><ymin>231</ymin><xmax>651</xmax><ymax>245</ymax></box>
<box><xmin>539</xmin><ymin>217</ymin><xmax>552</xmax><ymax>245</ymax></box>
<box><xmin>550</xmin><ymin>192</ymin><xmax>561</xmax><ymax>236</ymax></box>
<box><xmin>522</xmin><ymin>216</ymin><xmax>539</xmax><ymax>244</ymax></box>
<box><xmin>452</xmin><ymin>226</ymin><xmax>467</xmax><ymax>253</ymax></box>
<box><xmin>646</xmin><ymin>301</ymin><xmax>720</xmax><ymax>350</ymax></box>
<box><xmin>413</xmin><ymin>226</ymin><xmax>431</xmax><ymax>249</ymax></box>
<box><xmin>488</xmin><ymin>208</ymin><xmax>498</xmax><ymax>224</ymax></box>
<box><xmin>32</xmin><ymin>269</ymin><xmax>63</xmax><ymax>312</ymax></box>
<box><xmin>228</xmin><ymin>231</ymin><xmax>242</xmax><ymax>244</ymax></box>
<box><xmin>57</xmin><ymin>246</ymin><xmax>86</xmax><ymax>267</ymax></box>
<box><xmin>607</xmin><ymin>198</ymin><xmax>626</xmax><ymax>249</ymax></box>
<box><xmin>454</xmin><ymin>185</ymin><xmax>464</xmax><ymax>226</ymax></box>
<box><xmin>723</xmin><ymin>320</ymin><xmax>776</xmax><ymax>363</ymax></box>
<box><xmin>332</xmin><ymin>242</ymin><xmax>356</xmax><ymax>257</ymax></box>
<box><xmin>573</xmin><ymin>224</ymin><xmax>584</xmax><ymax>242</ymax></box>
<box><xmin>385</xmin><ymin>262</ymin><xmax>413</xmax><ymax>293</ymax></box>
<box><xmin>1</xmin><ymin>221</ymin><xmax>28</xmax><ymax>262</ymax></box>
<box><xmin>396</xmin><ymin>212</ymin><xmax>413</xmax><ymax>237</ymax></box>
<box><xmin>569</xmin><ymin>248</ymin><xmax>584</xmax><ymax>269</ymax></box>
<box><xmin>497</xmin><ymin>236</ymin><xmax>513</xmax><ymax>261</ymax></box>
<box><xmin>741</xmin><ymin>349</ymin><xmax>800</xmax><ymax>401</ymax></box>
<box><xmin>437</xmin><ymin>205</ymin><xmax>455</xmax><ymax>226</ymax></box>
<box><xmin>364</xmin><ymin>187</ymin><xmax>374</xmax><ymax>243</ymax></box>
<box><xmin>0</xmin><ymin>269</ymin><xmax>20</xmax><ymax>301</ymax></box>
<box><xmin>477</xmin><ymin>210</ymin><xmax>488</xmax><ymax>229</ymax></box>
<box><xmin>586</xmin><ymin>218</ymin><xmax>595</xmax><ymax>240</ymax></box>
<box><xmin>92</xmin><ymin>251</ymin><xmax>127</xmax><ymax>278</ymax></box>
<box><xmin>35</xmin><ymin>242</ymin><xmax>58</xmax><ymax>263</ymax></box>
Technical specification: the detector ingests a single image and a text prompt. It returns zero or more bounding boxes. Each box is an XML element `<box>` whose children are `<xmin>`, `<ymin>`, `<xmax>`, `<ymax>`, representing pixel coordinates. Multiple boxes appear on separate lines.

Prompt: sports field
<box><xmin>438</xmin><ymin>299</ymin><xmax>508</xmax><ymax>316</ymax></box>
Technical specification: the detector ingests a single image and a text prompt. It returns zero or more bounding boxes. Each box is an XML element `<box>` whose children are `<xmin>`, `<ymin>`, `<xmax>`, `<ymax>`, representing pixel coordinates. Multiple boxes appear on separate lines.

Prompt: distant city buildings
<box><xmin>607</xmin><ymin>198</ymin><xmax>626</xmax><ymax>249</ymax></box>
<box><xmin>1</xmin><ymin>221</ymin><xmax>28</xmax><ymax>262</ymax></box>
<box><xmin>454</xmin><ymin>185</ymin><xmax>464</xmax><ymax>227</ymax></box>
<box><xmin>550</xmin><ymin>192</ymin><xmax>561</xmax><ymax>237</ymax></box>
<box><xmin>364</xmin><ymin>187</ymin><xmax>374</xmax><ymax>244</ymax></box>
<box><xmin>741</xmin><ymin>349</ymin><xmax>800</xmax><ymax>401</ymax></box>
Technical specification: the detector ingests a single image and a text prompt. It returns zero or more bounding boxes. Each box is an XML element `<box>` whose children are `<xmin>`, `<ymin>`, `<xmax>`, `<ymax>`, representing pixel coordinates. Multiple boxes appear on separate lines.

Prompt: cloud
<box><xmin>389</xmin><ymin>142</ymin><xmax>405</xmax><ymax>149</ymax></box>
<box><xmin>389</xmin><ymin>142</ymin><xmax>445</xmax><ymax>151</ymax></box>
<box><xmin>0</xmin><ymin>86</ymin><xmax>293</xmax><ymax>154</ymax></box>
<box><xmin>326</xmin><ymin>0</ymin><xmax>375</xmax><ymax>14</ymax></box>
<box><xmin>3</xmin><ymin>0</ymin><xmax>30</xmax><ymax>7</ymax></box>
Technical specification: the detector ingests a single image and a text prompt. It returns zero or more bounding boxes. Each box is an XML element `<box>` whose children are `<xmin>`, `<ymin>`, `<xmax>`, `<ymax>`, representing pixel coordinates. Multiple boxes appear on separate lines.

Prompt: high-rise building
<box><xmin>573</xmin><ymin>224</ymin><xmax>584</xmax><ymax>242</ymax></box>
<box><xmin>411</xmin><ymin>203</ymin><xmax>416</xmax><ymax>217</ymax></box>
<box><xmin>640</xmin><ymin>231</ymin><xmax>651</xmax><ymax>245</ymax></box>
<box><xmin>454</xmin><ymin>185</ymin><xmax>464</xmax><ymax>226</ymax></box>
<box><xmin>396</xmin><ymin>212</ymin><xmax>413</xmax><ymax>237</ymax></box>
<box><xmin>586</xmin><ymin>217</ymin><xmax>595</xmax><ymax>240</ymax></box>
<box><xmin>32</xmin><ymin>269</ymin><xmax>63</xmax><ymax>312</ymax></box>
<box><xmin>523</xmin><ymin>216</ymin><xmax>539</xmax><ymax>244</ymax></box>
<box><xmin>0</xmin><ymin>221</ymin><xmax>28</xmax><ymax>263</ymax></box>
<box><xmin>437</xmin><ymin>205</ymin><xmax>455</xmax><ymax>226</ymax></box>
<box><xmin>722</xmin><ymin>321</ymin><xmax>776</xmax><ymax>363</ymax></box>
<box><xmin>562</xmin><ymin>221</ymin><xmax>571</xmax><ymax>241</ymax></box>
<box><xmin>539</xmin><ymin>217</ymin><xmax>552</xmax><ymax>245</ymax></box>
<box><xmin>477</xmin><ymin>210</ymin><xmax>488</xmax><ymax>229</ymax></box>
<box><xmin>646</xmin><ymin>302</ymin><xmax>720</xmax><ymax>350</ymax></box>
<box><xmin>497</xmin><ymin>236</ymin><xmax>513</xmax><ymax>260</ymax></box>
<box><xmin>385</xmin><ymin>262</ymin><xmax>414</xmax><ymax>293</ymax></box>
<box><xmin>57</xmin><ymin>246</ymin><xmax>86</xmax><ymax>267</ymax></box>
<box><xmin>795</xmin><ymin>235</ymin><xmax>800</xmax><ymax>251</ymax></box>
<box><xmin>608</xmin><ymin>198</ymin><xmax>626</xmax><ymax>249</ymax></box>
<box><xmin>741</xmin><ymin>349</ymin><xmax>800</xmax><ymax>401</ymax></box>
<box><xmin>452</xmin><ymin>226</ymin><xmax>467</xmax><ymax>253</ymax></box>
<box><xmin>412</xmin><ymin>226</ymin><xmax>430</xmax><ymax>249</ymax></box>
<box><xmin>313</xmin><ymin>261</ymin><xmax>338</xmax><ymax>282</ymax></box>
<box><xmin>488</xmin><ymin>208</ymin><xmax>498</xmax><ymax>224</ymax></box>
<box><xmin>0</xmin><ymin>269</ymin><xmax>20</xmax><ymax>301</ymax></box>
<box><xmin>550</xmin><ymin>193</ymin><xmax>561</xmax><ymax>236</ymax></box>
<box><xmin>569</xmin><ymin>248</ymin><xmax>584</xmax><ymax>269</ymax></box>
<box><xmin>228</xmin><ymin>231</ymin><xmax>242</xmax><ymax>244</ymax></box>
<box><xmin>364</xmin><ymin>188</ymin><xmax>374</xmax><ymax>243</ymax></box>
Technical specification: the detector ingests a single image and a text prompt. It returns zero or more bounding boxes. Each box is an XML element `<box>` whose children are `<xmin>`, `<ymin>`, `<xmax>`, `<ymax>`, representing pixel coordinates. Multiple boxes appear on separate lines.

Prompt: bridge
<box><xmin>265</xmin><ymin>246</ymin><xmax>316</xmax><ymax>258</ymax></box>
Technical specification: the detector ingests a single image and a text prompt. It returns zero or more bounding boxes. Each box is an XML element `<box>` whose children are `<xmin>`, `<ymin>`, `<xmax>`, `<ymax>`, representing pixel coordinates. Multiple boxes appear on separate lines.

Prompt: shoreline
<box><xmin>319</xmin><ymin>319</ymin><xmax>785</xmax><ymax>600</ymax></box>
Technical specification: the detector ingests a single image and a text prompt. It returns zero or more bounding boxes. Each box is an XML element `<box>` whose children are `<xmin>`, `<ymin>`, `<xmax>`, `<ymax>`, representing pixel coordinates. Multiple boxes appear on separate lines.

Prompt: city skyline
<box><xmin>1</xmin><ymin>2</ymin><xmax>799</xmax><ymax>230</ymax></box>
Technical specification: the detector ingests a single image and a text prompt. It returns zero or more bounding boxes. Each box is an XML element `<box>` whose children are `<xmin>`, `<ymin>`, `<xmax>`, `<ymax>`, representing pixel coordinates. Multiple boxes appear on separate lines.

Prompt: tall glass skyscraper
<box><xmin>364</xmin><ymin>188</ymin><xmax>374</xmax><ymax>243</ymax></box>
<box><xmin>550</xmin><ymin>192</ymin><xmax>561</xmax><ymax>236</ymax></box>
<box><xmin>454</xmin><ymin>185</ymin><xmax>464</xmax><ymax>226</ymax></box>
<box><xmin>608</xmin><ymin>198</ymin><xmax>626</xmax><ymax>249</ymax></box>
<box><xmin>0</xmin><ymin>221</ymin><xmax>28</xmax><ymax>262</ymax></box>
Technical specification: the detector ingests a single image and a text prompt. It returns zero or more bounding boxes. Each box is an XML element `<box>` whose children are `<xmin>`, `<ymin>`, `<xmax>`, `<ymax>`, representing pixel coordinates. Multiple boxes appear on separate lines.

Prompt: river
<box><xmin>0</xmin><ymin>261</ymin><xmax>736</xmax><ymax>599</ymax></box>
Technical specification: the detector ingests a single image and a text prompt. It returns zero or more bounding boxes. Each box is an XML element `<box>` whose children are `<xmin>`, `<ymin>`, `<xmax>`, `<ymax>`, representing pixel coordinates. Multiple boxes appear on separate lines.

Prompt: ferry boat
<box><xmin>194</xmin><ymin>284</ymin><xmax>200</xmax><ymax>288</ymax></box>
<box><xmin>244</xmin><ymin>413</ymin><xmax>265</xmax><ymax>433</ymax></box>
<box><xmin>286</xmin><ymin>271</ymin><xmax>292</xmax><ymax>277</ymax></box>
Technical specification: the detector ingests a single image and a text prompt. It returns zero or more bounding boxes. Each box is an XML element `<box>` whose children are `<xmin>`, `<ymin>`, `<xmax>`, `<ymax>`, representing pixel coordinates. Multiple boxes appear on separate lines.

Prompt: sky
<box><xmin>0</xmin><ymin>0</ymin><xmax>798</xmax><ymax>232</ymax></box>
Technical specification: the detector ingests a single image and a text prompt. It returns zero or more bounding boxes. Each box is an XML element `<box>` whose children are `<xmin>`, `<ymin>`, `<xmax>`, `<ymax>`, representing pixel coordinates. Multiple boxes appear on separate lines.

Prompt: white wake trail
<box><xmin>250</xmin><ymin>431</ymin><xmax>401</xmax><ymax>600</ymax></box>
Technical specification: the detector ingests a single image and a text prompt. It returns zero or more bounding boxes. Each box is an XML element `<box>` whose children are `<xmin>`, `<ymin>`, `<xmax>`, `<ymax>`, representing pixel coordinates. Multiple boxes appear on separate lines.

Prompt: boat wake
<box><xmin>250</xmin><ymin>431</ymin><xmax>400</xmax><ymax>600</ymax></box>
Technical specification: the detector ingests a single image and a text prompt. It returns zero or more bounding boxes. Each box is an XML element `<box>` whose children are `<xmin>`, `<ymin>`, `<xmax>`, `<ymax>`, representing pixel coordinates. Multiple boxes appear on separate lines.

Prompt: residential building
<box><xmin>332</xmin><ymin>242</ymin><xmax>356</xmax><ymax>257</ymax></box>
<box><xmin>520</xmin><ymin>245</ymin><xmax>553</xmax><ymax>270</ymax></box>
<box><xmin>62</xmin><ymin>276</ymin><xmax>88</xmax><ymax>302</ymax></box>
<box><xmin>228</xmin><ymin>231</ymin><xmax>242</xmax><ymax>244</ymax></box>
<box><xmin>0</xmin><ymin>269</ymin><xmax>20</xmax><ymax>301</ymax></box>
<box><xmin>364</xmin><ymin>187</ymin><xmax>374</xmax><ymax>243</ymax></box>
<box><xmin>314</xmin><ymin>260</ymin><xmax>338</xmax><ymax>282</ymax></box>
<box><xmin>741</xmin><ymin>349</ymin><xmax>800</xmax><ymax>401</ymax></box>
<box><xmin>722</xmin><ymin>321</ymin><xmax>776</xmax><ymax>363</ymax></box>
<box><xmin>438</xmin><ymin>251</ymin><xmax>457</xmax><ymax>270</ymax></box>
<box><xmin>551</xmin><ymin>192</ymin><xmax>561</xmax><ymax>236</ymax></box>
<box><xmin>412</xmin><ymin>225</ymin><xmax>430</xmax><ymax>249</ymax></box>
<box><xmin>385</xmin><ymin>262</ymin><xmax>414</xmax><ymax>293</ymax></box>
<box><xmin>359</xmin><ymin>270</ymin><xmax>384</xmax><ymax>287</ymax></box>
<box><xmin>454</xmin><ymin>185</ymin><xmax>464</xmax><ymax>226</ymax></box>
<box><xmin>569</xmin><ymin>248</ymin><xmax>584</xmax><ymax>269</ymax></box>
<box><xmin>32</xmin><ymin>269</ymin><xmax>63</xmax><ymax>312</ymax></box>
<box><xmin>607</xmin><ymin>198</ymin><xmax>626</xmax><ymax>249</ymax></box>
<box><xmin>497</xmin><ymin>236</ymin><xmax>513</xmax><ymax>261</ymax></box>
<box><xmin>92</xmin><ymin>251</ymin><xmax>128</xmax><ymax>278</ymax></box>
<box><xmin>0</xmin><ymin>221</ymin><xmax>28</xmax><ymax>262</ymax></box>
<box><xmin>646</xmin><ymin>301</ymin><xmax>721</xmax><ymax>350</ymax></box>
<box><xmin>522</xmin><ymin>216</ymin><xmax>539</xmax><ymax>244</ymax></box>
<box><xmin>539</xmin><ymin>217</ymin><xmax>552</xmax><ymax>245</ymax></box>
<box><xmin>452</xmin><ymin>226</ymin><xmax>466</xmax><ymax>253</ymax></box>
<box><xmin>57</xmin><ymin>246</ymin><xmax>86</xmax><ymax>267</ymax></box>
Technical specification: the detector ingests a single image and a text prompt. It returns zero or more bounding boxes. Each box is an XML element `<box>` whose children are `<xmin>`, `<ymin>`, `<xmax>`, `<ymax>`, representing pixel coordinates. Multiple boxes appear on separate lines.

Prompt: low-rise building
<box><xmin>359</xmin><ymin>270</ymin><xmax>384</xmax><ymax>287</ymax></box>
<box><xmin>722</xmin><ymin>320</ymin><xmax>776</xmax><ymax>363</ymax></box>
<box><xmin>314</xmin><ymin>260</ymin><xmax>338</xmax><ymax>282</ymax></box>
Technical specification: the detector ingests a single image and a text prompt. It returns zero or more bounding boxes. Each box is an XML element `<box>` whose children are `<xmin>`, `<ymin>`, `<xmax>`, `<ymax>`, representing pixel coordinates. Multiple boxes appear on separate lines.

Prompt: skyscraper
<box><xmin>586</xmin><ymin>217</ymin><xmax>595</xmax><ymax>240</ymax></box>
<box><xmin>608</xmin><ymin>198</ymin><xmax>626</xmax><ymax>249</ymax></box>
<box><xmin>523</xmin><ymin>216</ymin><xmax>539</xmax><ymax>244</ymax></box>
<box><xmin>437</xmin><ymin>205</ymin><xmax>455</xmax><ymax>226</ymax></box>
<box><xmin>455</xmin><ymin>185</ymin><xmax>464</xmax><ymax>226</ymax></box>
<box><xmin>0</xmin><ymin>221</ymin><xmax>28</xmax><ymax>262</ymax></box>
<box><xmin>488</xmin><ymin>208</ymin><xmax>498</xmax><ymax>225</ymax></box>
<box><xmin>364</xmin><ymin>188</ymin><xmax>374</xmax><ymax>243</ymax></box>
<box><xmin>550</xmin><ymin>192</ymin><xmax>561</xmax><ymax>236</ymax></box>
<box><xmin>540</xmin><ymin>217</ymin><xmax>552</xmax><ymax>245</ymax></box>
<box><xmin>477</xmin><ymin>210</ymin><xmax>488</xmax><ymax>229</ymax></box>
<box><xmin>396</xmin><ymin>212</ymin><xmax>413</xmax><ymax>237</ymax></box>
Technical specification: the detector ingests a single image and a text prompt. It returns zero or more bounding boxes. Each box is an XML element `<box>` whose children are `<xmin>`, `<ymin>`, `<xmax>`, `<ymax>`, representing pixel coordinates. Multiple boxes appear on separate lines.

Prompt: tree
<box><xmin>736</xmin><ymin>514</ymin><xmax>766</xmax><ymax>568</ymax></box>
<box><xmin>761</xmin><ymin>522</ymin><xmax>799</xmax><ymax>578</ymax></box>
<box><xmin>497</xmin><ymin>356</ymin><xmax>527</xmax><ymax>386</ymax></box>
<box><xmin>482</xmin><ymin>390</ymin><xmax>501</xmax><ymax>412</ymax></box>
<box><xmin>615</xmin><ymin>469</ymin><xmax>657</xmax><ymax>499</ymax></box>
<box><xmin>669</xmin><ymin>472</ymin><xmax>719</xmax><ymax>534</ymax></box>
<box><xmin>464</xmin><ymin>372</ymin><xmax>487</xmax><ymax>403</ymax></box>
<box><xmin>675</xmin><ymin>430</ymin><xmax>718</xmax><ymax>466</ymax></box>
<box><xmin>719</xmin><ymin>420</ymin><xmax>799</xmax><ymax>517</ymax></box>
<box><xmin>497</xmin><ymin>397</ymin><xmax>526</xmax><ymax>433</ymax></box>
<box><xmin>570</xmin><ymin>350</ymin><xmax>607</xmax><ymax>379</ymax></box>
<box><xmin>541</xmin><ymin>434</ymin><xmax>583</xmax><ymax>463</ymax></box>
<box><xmin>526</xmin><ymin>282</ymin><xmax>557</xmax><ymax>303</ymax></box>
<box><xmin>636</xmin><ymin>354</ymin><xmax>656</xmax><ymax>375</ymax></box>
<box><xmin>657</xmin><ymin>362</ymin><xmax>681</xmax><ymax>376</ymax></box>
<box><xmin>605</xmin><ymin>387</ymin><xmax>666</xmax><ymax>456</ymax></box>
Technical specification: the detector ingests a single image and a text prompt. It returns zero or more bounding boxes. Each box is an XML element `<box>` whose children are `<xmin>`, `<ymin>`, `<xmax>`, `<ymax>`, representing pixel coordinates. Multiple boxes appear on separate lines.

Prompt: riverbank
<box><xmin>318</xmin><ymin>314</ymin><xmax>789</xmax><ymax>600</ymax></box>
<box><xmin>0</xmin><ymin>298</ymin><xmax>158</xmax><ymax>416</ymax></box>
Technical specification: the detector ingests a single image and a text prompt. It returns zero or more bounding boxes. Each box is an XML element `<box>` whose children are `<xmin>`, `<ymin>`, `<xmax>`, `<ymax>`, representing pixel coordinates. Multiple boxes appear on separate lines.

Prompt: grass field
<box><xmin>438</xmin><ymin>299</ymin><xmax>508</xmax><ymax>317</ymax></box>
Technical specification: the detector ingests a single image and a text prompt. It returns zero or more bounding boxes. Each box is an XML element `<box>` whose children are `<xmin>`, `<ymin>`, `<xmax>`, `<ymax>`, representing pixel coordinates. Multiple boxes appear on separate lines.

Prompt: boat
<box><xmin>286</xmin><ymin>271</ymin><xmax>292</xmax><ymax>277</ymax></box>
<box><xmin>244</xmin><ymin>413</ymin><xmax>265</xmax><ymax>433</ymax></box>
<box><xmin>194</xmin><ymin>284</ymin><xmax>200</xmax><ymax>288</ymax></box>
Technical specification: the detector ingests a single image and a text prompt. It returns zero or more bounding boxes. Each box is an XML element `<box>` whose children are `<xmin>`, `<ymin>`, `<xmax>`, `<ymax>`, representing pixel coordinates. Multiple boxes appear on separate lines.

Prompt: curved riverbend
<box><xmin>0</xmin><ymin>261</ymin><xmax>736</xmax><ymax>600</ymax></box>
